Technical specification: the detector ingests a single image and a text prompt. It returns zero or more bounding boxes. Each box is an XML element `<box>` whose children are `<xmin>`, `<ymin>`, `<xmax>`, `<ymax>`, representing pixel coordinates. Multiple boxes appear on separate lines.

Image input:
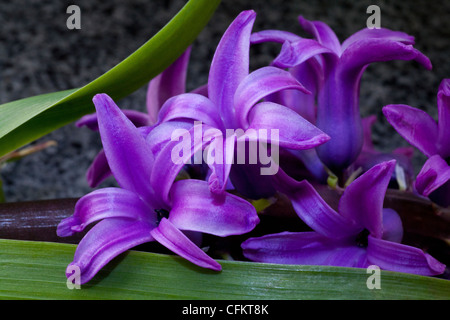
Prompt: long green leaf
<box><xmin>0</xmin><ymin>0</ymin><xmax>221</xmax><ymax>157</ymax></box>
<box><xmin>0</xmin><ymin>239</ymin><xmax>448</xmax><ymax>300</ymax></box>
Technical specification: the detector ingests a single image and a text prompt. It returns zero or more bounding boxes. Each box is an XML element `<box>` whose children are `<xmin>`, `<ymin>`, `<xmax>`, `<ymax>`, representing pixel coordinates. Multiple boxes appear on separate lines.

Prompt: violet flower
<box><xmin>151</xmin><ymin>10</ymin><xmax>330</xmax><ymax>199</ymax></box>
<box><xmin>242</xmin><ymin>160</ymin><xmax>445</xmax><ymax>276</ymax></box>
<box><xmin>57</xmin><ymin>93</ymin><xmax>259</xmax><ymax>284</ymax></box>
<box><xmin>251</xmin><ymin>16</ymin><xmax>432</xmax><ymax>174</ymax></box>
<box><xmin>383</xmin><ymin>79</ymin><xmax>450</xmax><ymax>207</ymax></box>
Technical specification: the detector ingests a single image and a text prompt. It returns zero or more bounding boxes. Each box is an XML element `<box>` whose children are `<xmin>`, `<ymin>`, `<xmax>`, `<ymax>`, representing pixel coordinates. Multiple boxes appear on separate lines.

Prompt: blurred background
<box><xmin>1</xmin><ymin>0</ymin><xmax>449</xmax><ymax>202</ymax></box>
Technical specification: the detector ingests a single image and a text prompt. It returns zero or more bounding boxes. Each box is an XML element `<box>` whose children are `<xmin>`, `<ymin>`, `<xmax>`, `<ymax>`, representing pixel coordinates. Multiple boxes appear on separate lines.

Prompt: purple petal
<box><xmin>76</xmin><ymin>113</ymin><xmax>101</xmax><ymax>131</ymax></box>
<box><xmin>341</xmin><ymin>28</ymin><xmax>415</xmax><ymax>52</ymax></box>
<box><xmin>245</xmin><ymin>101</ymin><xmax>330</xmax><ymax>150</ymax></box>
<box><xmin>150</xmin><ymin>218</ymin><xmax>221</xmax><ymax>271</ymax></box>
<box><xmin>298</xmin><ymin>16</ymin><xmax>341</xmax><ymax>54</ymax></box>
<box><xmin>250</xmin><ymin>30</ymin><xmax>303</xmax><ymax>44</ymax></box>
<box><xmin>145</xmin><ymin>120</ymin><xmax>193</xmax><ymax>156</ymax></box>
<box><xmin>93</xmin><ymin>94</ymin><xmax>157</xmax><ymax>206</ymax></box>
<box><xmin>235</xmin><ymin>66</ymin><xmax>311</xmax><ymax>128</ymax></box>
<box><xmin>338</xmin><ymin>160</ymin><xmax>396</xmax><ymax>239</ymax></box>
<box><xmin>157</xmin><ymin>93</ymin><xmax>222</xmax><ymax>129</ymax></box>
<box><xmin>150</xmin><ymin>122</ymin><xmax>216</xmax><ymax>205</ymax></box>
<box><xmin>208</xmin><ymin>10</ymin><xmax>256</xmax><ymax>128</ymax></box>
<box><xmin>367</xmin><ymin>236</ymin><xmax>445</xmax><ymax>276</ymax></box>
<box><xmin>415</xmin><ymin>155</ymin><xmax>450</xmax><ymax>196</ymax></box>
<box><xmin>285</xmin><ymin>61</ymin><xmax>322</xmax><ymax>123</ymax></box>
<box><xmin>168</xmin><ymin>179</ymin><xmax>258</xmax><ymax>236</ymax></box>
<box><xmin>85</xmin><ymin>149</ymin><xmax>112</xmax><ymax>188</ymax></box>
<box><xmin>146</xmin><ymin>47</ymin><xmax>191</xmax><ymax>124</ymax></box>
<box><xmin>284</xmin><ymin>148</ymin><xmax>328</xmax><ymax>183</ymax></box>
<box><xmin>361</xmin><ymin>115</ymin><xmax>377</xmax><ymax>153</ymax></box>
<box><xmin>272</xmin><ymin>39</ymin><xmax>336</xmax><ymax>69</ymax></box>
<box><xmin>205</xmin><ymin>131</ymin><xmax>236</xmax><ymax>194</ymax></box>
<box><xmin>273</xmin><ymin>170</ymin><xmax>361</xmax><ymax>238</ymax></box>
<box><xmin>437</xmin><ymin>79</ymin><xmax>450</xmax><ymax>158</ymax></box>
<box><xmin>315</xmin><ymin>69</ymin><xmax>365</xmax><ymax>171</ymax></box>
<box><xmin>381</xmin><ymin>208</ymin><xmax>403</xmax><ymax>243</ymax></box>
<box><xmin>383</xmin><ymin>104</ymin><xmax>438</xmax><ymax>157</ymax></box>
<box><xmin>76</xmin><ymin>110</ymin><xmax>150</xmax><ymax>131</ymax></box>
<box><xmin>57</xmin><ymin>188</ymin><xmax>153</xmax><ymax>237</ymax></box>
<box><xmin>339</xmin><ymin>39</ymin><xmax>432</xmax><ymax>79</ymax></box>
<box><xmin>68</xmin><ymin>218</ymin><xmax>155</xmax><ymax>284</ymax></box>
<box><xmin>190</xmin><ymin>83</ymin><xmax>208</xmax><ymax>97</ymax></box>
<box><xmin>242</xmin><ymin>231</ymin><xmax>368</xmax><ymax>267</ymax></box>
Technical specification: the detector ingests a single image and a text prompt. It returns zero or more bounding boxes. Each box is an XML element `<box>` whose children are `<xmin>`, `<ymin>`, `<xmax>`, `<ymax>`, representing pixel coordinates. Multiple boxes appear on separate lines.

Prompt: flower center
<box><xmin>355</xmin><ymin>229</ymin><xmax>370</xmax><ymax>248</ymax></box>
<box><xmin>155</xmin><ymin>209</ymin><xmax>169</xmax><ymax>225</ymax></box>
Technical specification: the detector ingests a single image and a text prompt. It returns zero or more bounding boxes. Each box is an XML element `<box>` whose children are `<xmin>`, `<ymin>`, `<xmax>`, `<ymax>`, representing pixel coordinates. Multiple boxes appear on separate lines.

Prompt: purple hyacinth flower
<box><xmin>57</xmin><ymin>94</ymin><xmax>259</xmax><ymax>284</ymax></box>
<box><xmin>252</xmin><ymin>16</ymin><xmax>432</xmax><ymax>174</ymax></box>
<box><xmin>242</xmin><ymin>160</ymin><xmax>445</xmax><ymax>276</ymax></box>
<box><xmin>383</xmin><ymin>79</ymin><xmax>450</xmax><ymax>207</ymax></box>
<box><xmin>151</xmin><ymin>10</ymin><xmax>330</xmax><ymax>199</ymax></box>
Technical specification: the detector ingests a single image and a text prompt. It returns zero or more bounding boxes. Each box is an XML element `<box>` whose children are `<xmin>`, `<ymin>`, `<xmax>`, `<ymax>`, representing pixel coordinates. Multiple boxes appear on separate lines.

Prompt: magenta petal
<box><xmin>157</xmin><ymin>93</ymin><xmax>222</xmax><ymax>129</ymax></box>
<box><xmin>150</xmin><ymin>123</ymin><xmax>215</xmax><ymax>205</ymax></box>
<box><xmin>205</xmin><ymin>132</ymin><xmax>235</xmax><ymax>194</ymax></box>
<box><xmin>168</xmin><ymin>180</ymin><xmax>258</xmax><ymax>237</ymax></box>
<box><xmin>242</xmin><ymin>231</ymin><xmax>367</xmax><ymax>267</ymax></box>
<box><xmin>339</xmin><ymin>39</ymin><xmax>432</xmax><ymax>78</ymax></box>
<box><xmin>235</xmin><ymin>66</ymin><xmax>311</xmax><ymax>128</ymax></box>
<box><xmin>151</xmin><ymin>218</ymin><xmax>221</xmax><ymax>271</ymax></box>
<box><xmin>76</xmin><ymin>110</ymin><xmax>150</xmax><ymax>131</ymax></box>
<box><xmin>415</xmin><ymin>155</ymin><xmax>450</xmax><ymax>196</ymax></box>
<box><xmin>341</xmin><ymin>28</ymin><xmax>415</xmax><ymax>52</ymax></box>
<box><xmin>93</xmin><ymin>94</ymin><xmax>157</xmax><ymax>205</ymax></box>
<box><xmin>383</xmin><ymin>104</ymin><xmax>438</xmax><ymax>157</ymax></box>
<box><xmin>272</xmin><ymin>39</ymin><xmax>336</xmax><ymax>69</ymax></box>
<box><xmin>361</xmin><ymin>115</ymin><xmax>377</xmax><ymax>153</ymax></box>
<box><xmin>146</xmin><ymin>47</ymin><xmax>191</xmax><ymax>124</ymax></box>
<box><xmin>298</xmin><ymin>16</ymin><xmax>341</xmax><ymax>54</ymax></box>
<box><xmin>57</xmin><ymin>188</ymin><xmax>153</xmax><ymax>237</ymax></box>
<box><xmin>367</xmin><ymin>236</ymin><xmax>445</xmax><ymax>276</ymax></box>
<box><xmin>208</xmin><ymin>10</ymin><xmax>256</xmax><ymax>128</ymax></box>
<box><xmin>339</xmin><ymin>160</ymin><xmax>396</xmax><ymax>238</ymax></box>
<box><xmin>250</xmin><ymin>29</ymin><xmax>303</xmax><ymax>44</ymax></box>
<box><xmin>246</xmin><ymin>101</ymin><xmax>330</xmax><ymax>150</ymax></box>
<box><xmin>85</xmin><ymin>149</ymin><xmax>112</xmax><ymax>188</ymax></box>
<box><xmin>437</xmin><ymin>79</ymin><xmax>450</xmax><ymax>158</ymax></box>
<box><xmin>68</xmin><ymin>218</ymin><xmax>155</xmax><ymax>284</ymax></box>
<box><xmin>381</xmin><ymin>208</ymin><xmax>403</xmax><ymax>243</ymax></box>
<box><xmin>145</xmin><ymin>120</ymin><xmax>193</xmax><ymax>156</ymax></box>
<box><xmin>273</xmin><ymin>170</ymin><xmax>361</xmax><ymax>238</ymax></box>
<box><xmin>76</xmin><ymin>113</ymin><xmax>101</xmax><ymax>131</ymax></box>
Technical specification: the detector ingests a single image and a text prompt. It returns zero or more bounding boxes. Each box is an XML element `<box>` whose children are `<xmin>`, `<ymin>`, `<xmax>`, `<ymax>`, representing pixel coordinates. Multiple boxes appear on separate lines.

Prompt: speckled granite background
<box><xmin>1</xmin><ymin>0</ymin><xmax>449</xmax><ymax>201</ymax></box>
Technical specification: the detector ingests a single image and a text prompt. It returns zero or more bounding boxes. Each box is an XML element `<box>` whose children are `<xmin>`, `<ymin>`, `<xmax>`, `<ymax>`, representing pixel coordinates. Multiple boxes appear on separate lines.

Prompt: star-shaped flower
<box><xmin>242</xmin><ymin>160</ymin><xmax>445</xmax><ymax>276</ymax></box>
<box><xmin>58</xmin><ymin>94</ymin><xmax>259</xmax><ymax>284</ymax></box>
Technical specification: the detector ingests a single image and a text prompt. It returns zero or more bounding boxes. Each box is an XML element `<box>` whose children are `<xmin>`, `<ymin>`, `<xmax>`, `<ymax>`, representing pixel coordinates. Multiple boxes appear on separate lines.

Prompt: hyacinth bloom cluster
<box><xmin>59</xmin><ymin>10</ymin><xmax>447</xmax><ymax>284</ymax></box>
<box><xmin>251</xmin><ymin>16</ymin><xmax>432</xmax><ymax>175</ymax></box>
<box><xmin>383</xmin><ymin>79</ymin><xmax>450</xmax><ymax>207</ymax></box>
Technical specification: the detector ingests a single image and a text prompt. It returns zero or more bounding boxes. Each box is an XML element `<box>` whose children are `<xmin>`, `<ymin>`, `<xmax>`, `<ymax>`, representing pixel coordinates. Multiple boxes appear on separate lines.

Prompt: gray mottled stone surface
<box><xmin>1</xmin><ymin>0</ymin><xmax>449</xmax><ymax>201</ymax></box>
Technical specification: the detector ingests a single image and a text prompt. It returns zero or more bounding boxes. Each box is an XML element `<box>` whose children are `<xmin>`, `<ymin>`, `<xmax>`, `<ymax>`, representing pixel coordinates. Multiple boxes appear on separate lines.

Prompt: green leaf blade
<box><xmin>0</xmin><ymin>239</ymin><xmax>448</xmax><ymax>300</ymax></box>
